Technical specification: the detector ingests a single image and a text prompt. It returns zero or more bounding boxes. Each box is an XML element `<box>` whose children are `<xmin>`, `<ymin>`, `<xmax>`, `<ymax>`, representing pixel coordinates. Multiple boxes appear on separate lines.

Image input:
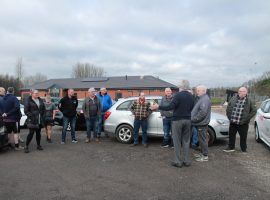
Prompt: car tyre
<box><xmin>207</xmin><ymin>127</ymin><xmax>216</xmax><ymax>146</ymax></box>
<box><xmin>255</xmin><ymin>125</ymin><xmax>262</xmax><ymax>143</ymax></box>
<box><xmin>115</xmin><ymin>124</ymin><xmax>133</xmax><ymax>144</ymax></box>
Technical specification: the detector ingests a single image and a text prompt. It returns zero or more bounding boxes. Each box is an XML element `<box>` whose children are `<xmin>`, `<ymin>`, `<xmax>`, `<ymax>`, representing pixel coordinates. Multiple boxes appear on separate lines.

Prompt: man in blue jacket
<box><xmin>96</xmin><ymin>87</ymin><xmax>112</xmax><ymax>138</ymax></box>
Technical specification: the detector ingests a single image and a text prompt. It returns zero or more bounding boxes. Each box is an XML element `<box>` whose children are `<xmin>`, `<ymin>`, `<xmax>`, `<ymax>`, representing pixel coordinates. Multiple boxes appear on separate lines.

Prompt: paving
<box><xmin>0</xmin><ymin>125</ymin><xmax>270</xmax><ymax>200</ymax></box>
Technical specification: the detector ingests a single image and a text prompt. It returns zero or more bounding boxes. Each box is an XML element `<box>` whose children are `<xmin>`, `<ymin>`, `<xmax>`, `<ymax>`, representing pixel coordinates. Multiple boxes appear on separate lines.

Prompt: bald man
<box><xmin>224</xmin><ymin>87</ymin><xmax>256</xmax><ymax>153</ymax></box>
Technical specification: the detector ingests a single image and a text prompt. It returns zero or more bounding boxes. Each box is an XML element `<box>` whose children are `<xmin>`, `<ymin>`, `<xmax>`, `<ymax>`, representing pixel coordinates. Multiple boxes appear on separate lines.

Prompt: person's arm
<box><xmin>159</xmin><ymin>96</ymin><xmax>178</xmax><ymax>111</ymax></box>
<box><xmin>192</xmin><ymin>100</ymin><xmax>210</xmax><ymax>123</ymax></box>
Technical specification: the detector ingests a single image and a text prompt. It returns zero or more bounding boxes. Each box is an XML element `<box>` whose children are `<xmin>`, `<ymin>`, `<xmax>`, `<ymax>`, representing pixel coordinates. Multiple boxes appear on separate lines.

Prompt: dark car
<box><xmin>54</xmin><ymin>99</ymin><xmax>86</xmax><ymax>130</ymax></box>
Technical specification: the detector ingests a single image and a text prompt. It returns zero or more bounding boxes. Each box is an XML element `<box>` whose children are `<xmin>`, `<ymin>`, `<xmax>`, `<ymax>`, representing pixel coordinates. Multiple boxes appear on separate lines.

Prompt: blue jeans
<box><xmin>86</xmin><ymin>116</ymin><xmax>98</xmax><ymax>138</ymax></box>
<box><xmin>162</xmin><ymin>118</ymin><xmax>172</xmax><ymax>144</ymax></box>
<box><xmin>133</xmin><ymin>119</ymin><xmax>148</xmax><ymax>144</ymax></box>
<box><xmin>62</xmin><ymin>116</ymin><xmax>76</xmax><ymax>142</ymax></box>
<box><xmin>191</xmin><ymin>126</ymin><xmax>198</xmax><ymax>146</ymax></box>
<box><xmin>97</xmin><ymin>113</ymin><xmax>105</xmax><ymax>136</ymax></box>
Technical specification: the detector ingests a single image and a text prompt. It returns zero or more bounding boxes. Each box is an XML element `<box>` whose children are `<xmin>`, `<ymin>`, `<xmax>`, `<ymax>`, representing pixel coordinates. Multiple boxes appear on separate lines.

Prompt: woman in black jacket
<box><xmin>24</xmin><ymin>89</ymin><xmax>45</xmax><ymax>153</ymax></box>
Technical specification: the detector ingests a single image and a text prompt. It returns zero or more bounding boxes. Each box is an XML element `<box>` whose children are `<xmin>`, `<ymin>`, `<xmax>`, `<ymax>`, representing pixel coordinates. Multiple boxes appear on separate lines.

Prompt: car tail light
<box><xmin>104</xmin><ymin>111</ymin><xmax>111</xmax><ymax>120</ymax></box>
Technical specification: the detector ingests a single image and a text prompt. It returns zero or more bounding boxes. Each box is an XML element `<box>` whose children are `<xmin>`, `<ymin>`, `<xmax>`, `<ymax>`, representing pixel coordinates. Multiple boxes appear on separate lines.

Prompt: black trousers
<box><xmin>228</xmin><ymin>123</ymin><xmax>249</xmax><ymax>151</ymax></box>
<box><xmin>26</xmin><ymin>127</ymin><xmax>41</xmax><ymax>146</ymax></box>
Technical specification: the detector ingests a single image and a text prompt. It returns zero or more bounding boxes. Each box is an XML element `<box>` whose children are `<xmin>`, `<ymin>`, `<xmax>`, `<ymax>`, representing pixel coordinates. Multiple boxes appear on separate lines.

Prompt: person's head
<box><xmin>164</xmin><ymin>88</ymin><xmax>172</xmax><ymax>97</ymax></box>
<box><xmin>238</xmin><ymin>87</ymin><xmax>248</xmax><ymax>98</ymax></box>
<box><xmin>31</xmin><ymin>89</ymin><xmax>39</xmax><ymax>99</ymax></box>
<box><xmin>139</xmin><ymin>92</ymin><xmax>145</xmax><ymax>102</ymax></box>
<box><xmin>0</xmin><ymin>87</ymin><xmax>5</xmax><ymax>96</ymax></box>
<box><xmin>88</xmin><ymin>87</ymin><xmax>96</xmax><ymax>98</ymax></box>
<box><xmin>179</xmin><ymin>80</ymin><xmax>190</xmax><ymax>91</ymax></box>
<box><xmin>196</xmin><ymin>85</ymin><xmax>207</xmax><ymax>97</ymax></box>
<box><xmin>45</xmin><ymin>96</ymin><xmax>51</xmax><ymax>103</ymax></box>
<box><xmin>7</xmin><ymin>87</ymin><xmax>14</xmax><ymax>94</ymax></box>
<box><xmin>68</xmin><ymin>89</ymin><xmax>74</xmax><ymax>98</ymax></box>
<box><xmin>100</xmin><ymin>87</ymin><xmax>107</xmax><ymax>95</ymax></box>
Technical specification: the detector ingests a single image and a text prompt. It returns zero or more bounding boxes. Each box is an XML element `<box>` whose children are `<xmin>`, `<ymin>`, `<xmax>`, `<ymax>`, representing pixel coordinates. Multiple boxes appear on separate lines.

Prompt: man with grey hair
<box><xmin>224</xmin><ymin>87</ymin><xmax>256</xmax><ymax>153</ymax></box>
<box><xmin>151</xmin><ymin>80</ymin><xmax>194</xmax><ymax>168</ymax></box>
<box><xmin>191</xmin><ymin>85</ymin><xmax>211</xmax><ymax>162</ymax></box>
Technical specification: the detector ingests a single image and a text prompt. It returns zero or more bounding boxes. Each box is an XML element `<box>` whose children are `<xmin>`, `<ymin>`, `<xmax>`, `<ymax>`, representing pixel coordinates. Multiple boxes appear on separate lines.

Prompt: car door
<box><xmin>260</xmin><ymin>100</ymin><xmax>270</xmax><ymax>143</ymax></box>
<box><xmin>146</xmin><ymin>99</ymin><xmax>158</xmax><ymax>135</ymax></box>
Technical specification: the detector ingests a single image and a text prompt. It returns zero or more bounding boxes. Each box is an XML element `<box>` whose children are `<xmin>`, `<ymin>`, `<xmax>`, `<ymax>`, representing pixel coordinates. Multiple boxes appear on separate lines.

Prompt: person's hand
<box><xmin>150</xmin><ymin>104</ymin><xmax>159</xmax><ymax>110</ymax></box>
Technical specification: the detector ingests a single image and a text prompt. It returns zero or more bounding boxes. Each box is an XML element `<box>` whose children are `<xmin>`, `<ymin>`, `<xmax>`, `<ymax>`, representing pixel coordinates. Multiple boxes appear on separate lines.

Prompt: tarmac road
<box><xmin>0</xmin><ymin>125</ymin><xmax>269</xmax><ymax>200</ymax></box>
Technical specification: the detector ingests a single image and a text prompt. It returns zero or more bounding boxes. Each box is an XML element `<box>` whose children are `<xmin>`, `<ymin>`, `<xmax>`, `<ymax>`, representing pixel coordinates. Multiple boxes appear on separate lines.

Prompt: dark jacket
<box><xmin>96</xmin><ymin>92</ymin><xmax>112</xmax><ymax>112</ymax></box>
<box><xmin>159</xmin><ymin>90</ymin><xmax>194</xmax><ymax>121</ymax></box>
<box><xmin>191</xmin><ymin>94</ymin><xmax>211</xmax><ymax>126</ymax></box>
<box><xmin>24</xmin><ymin>96</ymin><xmax>45</xmax><ymax>128</ymax></box>
<box><xmin>2</xmin><ymin>94</ymin><xmax>21</xmax><ymax>122</ymax></box>
<box><xmin>82</xmin><ymin>96</ymin><xmax>102</xmax><ymax>118</ymax></box>
<box><xmin>58</xmin><ymin>96</ymin><xmax>78</xmax><ymax>118</ymax></box>
<box><xmin>226</xmin><ymin>95</ymin><xmax>256</xmax><ymax>125</ymax></box>
<box><xmin>160</xmin><ymin>95</ymin><xmax>173</xmax><ymax>118</ymax></box>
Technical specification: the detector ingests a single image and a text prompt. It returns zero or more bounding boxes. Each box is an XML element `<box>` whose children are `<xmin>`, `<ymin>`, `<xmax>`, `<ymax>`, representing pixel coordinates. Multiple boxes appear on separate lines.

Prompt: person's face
<box><xmin>32</xmin><ymin>91</ymin><xmax>39</xmax><ymax>99</ymax></box>
<box><xmin>88</xmin><ymin>91</ymin><xmax>95</xmax><ymax>97</ymax></box>
<box><xmin>196</xmin><ymin>88</ymin><xmax>204</xmax><ymax>97</ymax></box>
<box><xmin>68</xmin><ymin>89</ymin><xmax>74</xmax><ymax>97</ymax></box>
<box><xmin>165</xmin><ymin>89</ymin><xmax>172</xmax><ymax>96</ymax></box>
<box><xmin>100</xmin><ymin>89</ymin><xmax>106</xmax><ymax>95</ymax></box>
<box><xmin>238</xmin><ymin>87</ymin><xmax>247</xmax><ymax>98</ymax></box>
<box><xmin>139</xmin><ymin>93</ymin><xmax>145</xmax><ymax>100</ymax></box>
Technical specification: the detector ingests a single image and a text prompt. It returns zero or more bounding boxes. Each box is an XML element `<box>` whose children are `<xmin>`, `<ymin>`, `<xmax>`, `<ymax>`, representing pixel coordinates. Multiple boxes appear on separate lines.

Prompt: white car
<box><xmin>20</xmin><ymin>104</ymin><xmax>27</xmax><ymax>127</ymax></box>
<box><xmin>254</xmin><ymin>98</ymin><xmax>270</xmax><ymax>147</ymax></box>
<box><xmin>104</xmin><ymin>96</ymin><xmax>230</xmax><ymax>145</ymax></box>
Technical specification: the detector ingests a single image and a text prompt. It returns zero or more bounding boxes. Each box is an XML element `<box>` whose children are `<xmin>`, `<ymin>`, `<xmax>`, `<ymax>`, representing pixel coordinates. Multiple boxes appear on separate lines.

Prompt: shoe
<box><xmin>85</xmin><ymin>138</ymin><xmax>90</xmax><ymax>143</ymax></box>
<box><xmin>15</xmin><ymin>146</ymin><xmax>24</xmax><ymax>151</ymax></box>
<box><xmin>193</xmin><ymin>153</ymin><xmax>202</xmax><ymax>158</ymax></box>
<box><xmin>72</xmin><ymin>139</ymin><xmax>78</xmax><ymax>143</ymax></box>
<box><xmin>130</xmin><ymin>143</ymin><xmax>138</xmax><ymax>147</ymax></box>
<box><xmin>195</xmin><ymin>155</ymin><xmax>208</xmax><ymax>162</ymax></box>
<box><xmin>24</xmin><ymin>147</ymin><xmax>29</xmax><ymax>153</ymax></box>
<box><xmin>47</xmin><ymin>138</ymin><xmax>53</xmax><ymax>143</ymax></box>
<box><xmin>161</xmin><ymin>143</ymin><xmax>169</xmax><ymax>148</ymax></box>
<box><xmin>143</xmin><ymin>144</ymin><xmax>148</xmax><ymax>148</ymax></box>
<box><xmin>37</xmin><ymin>146</ymin><xmax>43</xmax><ymax>151</ymax></box>
<box><xmin>170</xmin><ymin>161</ymin><xmax>183</xmax><ymax>168</ymax></box>
<box><xmin>183</xmin><ymin>162</ymin><xmax>191</xmax><ymax>167</ymax></box>
<box><xmin>223</xmin><ymin>147</ymin><xmax>235</xmax><ymax>153</ymax></box>
<box><xmin>61</xmin><ymin>141</ymin><xmax>65</xmax><ymax>145</ymax></box>
<box><xmin>242</xmin><ymin>150</ymin><xmax>247</xmax><ymax>153</ymax></box>
<box><xmin>19</xmin><ymin>138</ymin><xmax>24</xmax><ymax>143</ymax></box>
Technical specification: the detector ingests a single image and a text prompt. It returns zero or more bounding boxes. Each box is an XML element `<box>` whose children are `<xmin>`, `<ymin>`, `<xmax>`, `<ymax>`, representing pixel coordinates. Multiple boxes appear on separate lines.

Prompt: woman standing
<box><xmin>24</xmin><ymin>89</ymin><xmax>45</xmax><ymax>153</ymax></box>
<box><xmin>44</xmin><ymin>96</ymin><xmax>57</xmax><ymax>143</ymax></box>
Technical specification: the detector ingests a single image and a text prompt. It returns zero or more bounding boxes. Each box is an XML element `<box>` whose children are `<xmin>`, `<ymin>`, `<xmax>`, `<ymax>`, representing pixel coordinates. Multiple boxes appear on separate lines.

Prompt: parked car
<box><xmin>20</xmin><ymin>104</ymin><xmax>27</xmax><ymax>127</ymax></box>
<box><xmin>254</xmin><ymin>98</ymin><xmax>270</xmax><ymax>147</ymax></box>
<box><xmin>54</xmin><ymin>99</ymin><xmax>85</xmax><ymax>130</ymax></box>
<box><xmin>104</xmin><ymin>96</ymin><xmax>229</xmax><ymax>145</ymax></box>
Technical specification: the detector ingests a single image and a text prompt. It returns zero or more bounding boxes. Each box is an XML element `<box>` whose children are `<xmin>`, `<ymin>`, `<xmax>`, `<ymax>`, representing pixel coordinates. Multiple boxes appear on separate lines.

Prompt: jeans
<box><xmin>228</xmin><ymin>123</ymin><xmax>249</xmax><ymax>151</ymax></box>
<box><xmin>191</xmin><ymin>126</ymin><xmax>198</xmax><ymax>146</ymax></box>
<box><xmin>86</xmin><ymin>116</ymin><xmax>98</xmax><ymax>138</ymax></box>
<box><xmin>62</xmin><ymin>116</ymin><xmax>76</xmax><ymax>142</ymax></box>
<box><xmin>97</xmin><ymin>113</ymin><xmax>105</xmax><ymax>136</ymax></box>
<box><xmin>197</xmin><ymin>126</ymin><xmax>208</xmax><ymax>156</ymax></box>
<box><xmin>133</xmin><ymin>119</ymin><xmax>148</xmax><ymax>144</ymax></box>
<box><xmin>162</xmin><ymin>118</ymin><xmax>172</xmax><ymax>144</ymax></box>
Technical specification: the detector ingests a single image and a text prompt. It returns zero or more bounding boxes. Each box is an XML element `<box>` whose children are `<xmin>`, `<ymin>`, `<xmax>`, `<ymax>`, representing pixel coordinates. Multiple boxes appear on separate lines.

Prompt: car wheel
<box><xmin>115</xmin><ymin>124</ymin><xmax>133</xmax><ymax>144</ymax></box>
<box><xmin>207</xmin><ymin>127</ymin><xmax>216</xmax><ymax>146</ymax></box>
<box><xmin>255</xmin><ymin>125</ymin><xmax>262</xmax><ymax>143</ymax></box>
<box><xmin>66</xmin><ymin>123</ymin><xmax>71</xmax><ymax>131</ymax></box>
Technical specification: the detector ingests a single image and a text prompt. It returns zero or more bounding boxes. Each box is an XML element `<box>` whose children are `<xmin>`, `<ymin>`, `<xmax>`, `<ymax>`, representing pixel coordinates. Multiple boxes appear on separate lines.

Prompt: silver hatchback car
<box><xmin>104</xmin><ymin>96</ymin><xmax>229</xmax><ymax>145</ymax></box>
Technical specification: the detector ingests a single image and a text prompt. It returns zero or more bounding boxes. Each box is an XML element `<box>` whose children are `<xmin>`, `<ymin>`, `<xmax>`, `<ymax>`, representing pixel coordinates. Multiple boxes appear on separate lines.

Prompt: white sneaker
<box><xmin>61</xmin><ymin>141</ymin><xmax>65</xmax><ymax>145</ymax></box>
<box><xmin>196</xmin><ymin>155</ymin><xmax>208</xmax><ymax>162</ymax></box>
<box><xmin>15</xmin><ymin>146</ymin><xmax>24</xmax><ymax>151</ymax></box>
<box><xmin>72</xmin><ymin>139</ymin><xmax>78</xmax><ymax>143</ymax></box>
<box><xmin>193</xmin><ymin>153</ymin><xmax>202</xmax><ymax>158</ymax></box>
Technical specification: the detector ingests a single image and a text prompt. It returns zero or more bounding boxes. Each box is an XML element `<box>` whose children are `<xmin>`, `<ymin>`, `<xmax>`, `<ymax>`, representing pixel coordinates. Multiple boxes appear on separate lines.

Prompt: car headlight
<box><xmin>216</xmin><ymin>119</ymin><xmax>229</xmax><ymax>125</ymax></box>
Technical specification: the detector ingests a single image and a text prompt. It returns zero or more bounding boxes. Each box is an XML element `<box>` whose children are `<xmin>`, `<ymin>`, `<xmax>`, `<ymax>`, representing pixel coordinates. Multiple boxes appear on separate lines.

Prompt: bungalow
<box><xmin>21</xmin><ymin>75</ymin><xmax>178</xmax><ymax>100</ymax></box>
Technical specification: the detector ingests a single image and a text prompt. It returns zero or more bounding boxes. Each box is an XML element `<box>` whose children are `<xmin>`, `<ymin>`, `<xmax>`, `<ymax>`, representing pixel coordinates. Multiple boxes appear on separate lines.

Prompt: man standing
<box><xmin>96</xmin><ymin>87</ymin><xmax>112</xmax><ymax>138</ymax></box>
<box><xmin>82</xmin><ymin>88</ymin><xmax>101</xmax><ymax>143</ymax></box>
<box><xmin>58</xmin><ymin>88</ymin><xmax>78</xmax><ymax>144</ymax></box>
<box><xmin>151</xmin><ymin>80</ymin><xmax>194</xmax><ymax>168</ymax></box>
<box><xmin>224</xmin><ymin>87</ymin><xmax>256</xmax><ymax>153</ymax></box>
<box><xmin>2</xmin><ymin>87</ymin><xmax>24</xmax><ymax>150</ymax></box>
<box><xmin>191</xmin><ymin>85</ymin><xmax>211</xmax><ymax>162</ymax></box>
<box><xmin>130</xmin><ymin>92</ymin><xmax>152</xmax><ymax>147</ymax></box>
<box><xmin>160</xmin><ymin>88</ymin><xmax>173</xmax><ymax>147</ymax></box>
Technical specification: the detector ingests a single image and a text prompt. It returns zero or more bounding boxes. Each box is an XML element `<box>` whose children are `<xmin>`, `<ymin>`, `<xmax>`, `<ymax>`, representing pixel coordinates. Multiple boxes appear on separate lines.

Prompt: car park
<box><xmin>254</xmin><ymin>98</ymin><xmax>270</xmax><ymax>147</ymax></box>
<box><xmin>104</xmin><ymin>96</ymin><xmax>229</xmax><ymax>145</ymax></box>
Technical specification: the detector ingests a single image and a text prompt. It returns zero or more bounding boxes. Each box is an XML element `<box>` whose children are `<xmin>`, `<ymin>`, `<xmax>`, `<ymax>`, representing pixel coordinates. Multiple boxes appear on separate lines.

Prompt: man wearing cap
<box><xmin>82</xmin><ymin>88</ymin><xmax>102</xmax><ymax>143</ymax></box>
<box><xmin>96</xmin><ymin>87</ymin><xmax>112</xmax><ymax>138</ymax></box>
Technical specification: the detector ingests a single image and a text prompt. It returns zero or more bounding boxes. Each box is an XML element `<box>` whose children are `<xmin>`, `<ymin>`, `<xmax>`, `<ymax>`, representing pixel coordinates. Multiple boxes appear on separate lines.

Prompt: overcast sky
<box><xmin>0</xmin><ymin>0</ymin><xmax>269</xmax><ymax>87</ymax></box>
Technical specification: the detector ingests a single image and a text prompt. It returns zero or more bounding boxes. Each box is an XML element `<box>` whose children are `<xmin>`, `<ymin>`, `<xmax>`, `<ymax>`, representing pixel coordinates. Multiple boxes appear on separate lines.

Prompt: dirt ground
<box><xmin>1</xmin><ymin>112</ymin><xmax>270</xmax><ymax>200</ymax></box>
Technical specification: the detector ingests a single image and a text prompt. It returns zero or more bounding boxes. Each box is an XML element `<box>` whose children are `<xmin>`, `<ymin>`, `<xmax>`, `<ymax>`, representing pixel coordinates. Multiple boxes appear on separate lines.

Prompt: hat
<box><xmin>88</xmin><ymin>87</ymin><xmax>96</xmax><ymax>92</ymax></box>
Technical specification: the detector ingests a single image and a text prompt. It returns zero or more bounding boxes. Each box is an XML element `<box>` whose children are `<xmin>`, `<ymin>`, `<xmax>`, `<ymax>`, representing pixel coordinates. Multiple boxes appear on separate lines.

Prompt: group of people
<box><xmin>129</xmin><ymin>80</ymin><xmax>256</xmax><ymax>168</ymax></box>
<box><xmin>0</xmin><ymin>82</ymin><xmax>256</xmax><ymax>166</ymax></box>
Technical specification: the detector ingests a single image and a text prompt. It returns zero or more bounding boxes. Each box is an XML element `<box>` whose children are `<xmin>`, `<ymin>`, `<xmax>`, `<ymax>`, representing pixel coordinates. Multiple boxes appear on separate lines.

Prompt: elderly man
<box><xmin>151</xmin><ymin>80</ymin><xmax>194</xmax><ymax>168</ymax></box>
<box><xmin>191</xmin><ymin>85</ymin><xmax>211</xmax><ymax>162</ymax></box>
<box><xmin>224</xmin><ymin>87</ymin><xmax>256</xmax><ymax>153</ymax></box>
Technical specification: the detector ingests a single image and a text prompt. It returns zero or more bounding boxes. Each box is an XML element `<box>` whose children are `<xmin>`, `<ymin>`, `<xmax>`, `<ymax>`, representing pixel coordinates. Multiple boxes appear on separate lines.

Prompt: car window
<box><xmin>262</xmin><ymin>101</ymin><xmax>270</xmax><ymax>113</ymax></box>
<box><xmin>117</xmin><ymin>100</ymin><xmax>134</xmax><ymax>111</ymax></box>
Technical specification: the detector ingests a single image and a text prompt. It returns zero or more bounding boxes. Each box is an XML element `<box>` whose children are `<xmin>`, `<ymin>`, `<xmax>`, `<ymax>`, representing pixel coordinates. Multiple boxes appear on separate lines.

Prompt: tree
<box><xmin>23</xmin><ymin>73</ymin><xmax>47</xmax><ymax>88</ymax></box>
<box><xmin>14</xmin><ymin>57</ymin><xmax>24</xmax><ymax>88</ymax></box>
<box><xmin>0</xmin><ymin>74</ymin><xmax>21</xmax><ymax>96</ymax></box>
<box><xmin>72</xmin><ymin>62</ymin><xmax>105</xmax><ymax>78</ymax></box>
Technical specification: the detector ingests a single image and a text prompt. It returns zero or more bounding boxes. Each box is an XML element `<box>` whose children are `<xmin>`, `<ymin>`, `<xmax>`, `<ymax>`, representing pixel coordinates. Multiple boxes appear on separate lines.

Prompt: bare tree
<box><xmin>15</xmin><ymin>57</ymin><xmax>24</xmax><ymax>86</ymax></box>
<box><xmin>23</xmin><ymin>73</ymin><xmax>47</xmax><ymax>87</ymax></box>
<box><xmin>72</xmin><ymin>62</ymin><xmax>105</xmax><ymax>78</ymax></box>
